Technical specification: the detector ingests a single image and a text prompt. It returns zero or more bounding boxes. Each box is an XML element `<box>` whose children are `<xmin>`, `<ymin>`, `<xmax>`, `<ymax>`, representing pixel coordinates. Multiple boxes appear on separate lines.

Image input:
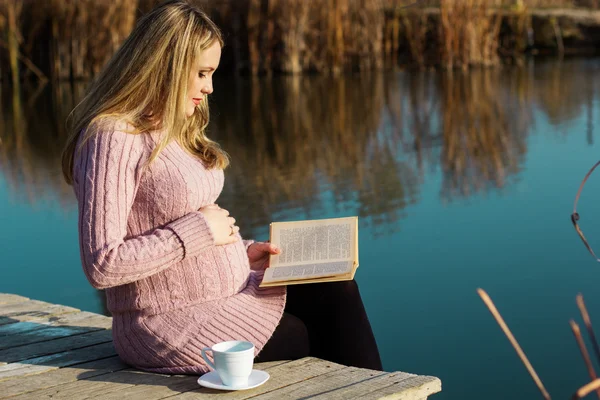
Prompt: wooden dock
<box><xmin>0</xmin><ymin>293</ymin><xmax>441</xmax><ymax>399</ymax></box>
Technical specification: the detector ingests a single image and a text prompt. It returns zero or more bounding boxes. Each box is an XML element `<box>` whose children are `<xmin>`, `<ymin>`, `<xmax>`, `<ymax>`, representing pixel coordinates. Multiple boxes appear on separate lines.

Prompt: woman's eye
<box><xmin>198</xmin><ymin>72</ymin><xmax>206</xmax><ymax>78</ymax></box>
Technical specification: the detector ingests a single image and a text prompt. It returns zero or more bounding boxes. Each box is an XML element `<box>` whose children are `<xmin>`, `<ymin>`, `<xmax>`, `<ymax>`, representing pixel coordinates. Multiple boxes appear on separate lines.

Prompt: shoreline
<box><xmin>385</xmin><ymin>7</ymin><xmax>600</xmax><ymax>68</ymax></box>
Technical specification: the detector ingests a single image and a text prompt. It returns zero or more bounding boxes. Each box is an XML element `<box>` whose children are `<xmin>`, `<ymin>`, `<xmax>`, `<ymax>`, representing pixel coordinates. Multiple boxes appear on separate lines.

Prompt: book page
<box><xmin>262</xmin><ymin>260</ymin><xmax>355</xmax><ymax>283</ymax></box>
<box><xmin>269</xmin><ymin>217</ymin><xmax>357</xmax><ymax>267</ymax></box>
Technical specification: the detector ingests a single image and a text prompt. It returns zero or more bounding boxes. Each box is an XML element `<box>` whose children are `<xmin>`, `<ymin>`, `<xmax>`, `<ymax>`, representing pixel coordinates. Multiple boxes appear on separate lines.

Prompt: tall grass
<box><xmin>2</xmin><ymin>0</ymin><xmax>599</xmax><ymax>81</ymax></box>
<box><xmin>0</xmin><ymin>0</ymin><xmax>138</xmax><ymax>82</ymax></box>
<box><xmin>439</xmin><ymin>0</ymin><xmax>502</xmax><ymax>69</ymax></box>
<box><xmin>45</xmin><ymin>0</ymin><xmax>139</xmax><ymax>80</ymax></box>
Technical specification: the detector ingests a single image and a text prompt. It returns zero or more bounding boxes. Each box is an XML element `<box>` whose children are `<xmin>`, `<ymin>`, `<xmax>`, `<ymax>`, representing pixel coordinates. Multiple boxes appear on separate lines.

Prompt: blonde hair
<box><xmin>61</xmin><ymin>0</ymin><xmax>228</xmax><ymax>185</ymax></box>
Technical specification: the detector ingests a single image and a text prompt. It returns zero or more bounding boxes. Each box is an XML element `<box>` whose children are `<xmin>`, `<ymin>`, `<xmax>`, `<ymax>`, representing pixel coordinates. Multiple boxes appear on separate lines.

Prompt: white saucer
<box><xmin>197</xmin><ymin>369</ymin><xmax>270</xmax><ymax>391</ymax></box>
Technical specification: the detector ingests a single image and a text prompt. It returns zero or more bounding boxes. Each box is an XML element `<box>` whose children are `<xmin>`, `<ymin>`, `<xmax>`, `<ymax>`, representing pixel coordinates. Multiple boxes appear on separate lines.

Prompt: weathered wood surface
<box><xmin>0</xmin><ymin>293</ymin><xmax>442</xmax><ymax>399</ymax></box>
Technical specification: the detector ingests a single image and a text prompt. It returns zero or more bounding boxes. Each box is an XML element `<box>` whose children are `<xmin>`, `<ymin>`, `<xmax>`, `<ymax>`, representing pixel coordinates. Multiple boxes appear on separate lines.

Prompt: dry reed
<box><xmin>3</xmin><ymin>0</ymin><xmax>598</xmax><ymax>81</ymax></box>
<box><xmin>577</xmin><ymin>294</ymin><xmax>600</xmax><ymax>366</ymax></box>
<box><xmin>46</xmin><ymin>0</ymin><xmax>139</xmax><ymax>80</ymax></box>
<box><xmin>576</xmin><ymin>379</ymin><xmax>600</xmax><ymax>399</ymax></box>
<box><xmin>570</xmin><ymin>320</ymin><xmax>600</xmax><ymax>399</ymax></box>
<box><xmin>479</xmin><ymin>289</ymin><xmax>600</xmax><ymax>400</ymax></box>
<box><xmin>439</xmin><ymin>0</ymin><xmax>502</xmax><ymax>69</ymax></box>
<box><xmin>477</xmin><ymin>289</ymin><xmax>551</xmax><ymax>400</ymax></box>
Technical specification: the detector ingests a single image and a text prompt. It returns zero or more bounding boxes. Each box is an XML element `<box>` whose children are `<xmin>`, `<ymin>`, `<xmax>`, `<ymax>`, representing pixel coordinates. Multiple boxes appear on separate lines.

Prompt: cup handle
<box><xmin>201</xmin><ymin>347</ymin><xmax>216</xmax><ymax>370</ymax></box>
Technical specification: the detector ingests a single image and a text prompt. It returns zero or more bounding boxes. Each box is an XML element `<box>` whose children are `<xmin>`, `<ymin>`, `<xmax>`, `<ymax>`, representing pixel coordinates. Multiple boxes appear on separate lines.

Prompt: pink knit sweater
<box><xmin>72</xmin><ymin>122</ymin><xmax>286</xmax><ymax>374</ymax></box>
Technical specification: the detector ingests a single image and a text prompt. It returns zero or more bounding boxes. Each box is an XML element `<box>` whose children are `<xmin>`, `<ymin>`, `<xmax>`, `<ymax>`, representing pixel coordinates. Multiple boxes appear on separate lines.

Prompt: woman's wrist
<box><xmin>243</xmin><ymin>239</ymin><xmax>255</xmax><ymax>252</ymax></box>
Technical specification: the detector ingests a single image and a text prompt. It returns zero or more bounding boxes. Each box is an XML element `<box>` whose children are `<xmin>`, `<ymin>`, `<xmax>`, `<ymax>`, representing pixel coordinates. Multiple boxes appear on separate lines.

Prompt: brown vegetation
<box><xmin>1</xmin><ymin>0</ymin><xmax>599</xmax><ymax>82</ymax></box>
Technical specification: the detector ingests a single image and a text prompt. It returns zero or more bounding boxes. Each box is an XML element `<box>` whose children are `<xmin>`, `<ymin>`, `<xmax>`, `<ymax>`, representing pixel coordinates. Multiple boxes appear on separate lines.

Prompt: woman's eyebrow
<box><xmin>198</xmin><ymin>66</ymin><xmax>215</xmax><ymax>71</ymax></box>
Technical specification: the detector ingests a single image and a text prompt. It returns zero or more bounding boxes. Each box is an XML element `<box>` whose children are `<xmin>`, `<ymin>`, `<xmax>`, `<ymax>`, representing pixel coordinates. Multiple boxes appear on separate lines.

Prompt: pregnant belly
<box><xmin>193</xmin><ymin>239</ymin><xmax>251</xmax><ymax>299</ymax></box>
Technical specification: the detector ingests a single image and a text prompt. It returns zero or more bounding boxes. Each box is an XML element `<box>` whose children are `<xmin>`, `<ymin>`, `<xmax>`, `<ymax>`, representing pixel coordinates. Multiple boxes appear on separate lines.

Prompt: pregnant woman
<box><xmin>61</xmin><ymin>0</ymin><xmax>381</xmax><ymax>374</ymax></box>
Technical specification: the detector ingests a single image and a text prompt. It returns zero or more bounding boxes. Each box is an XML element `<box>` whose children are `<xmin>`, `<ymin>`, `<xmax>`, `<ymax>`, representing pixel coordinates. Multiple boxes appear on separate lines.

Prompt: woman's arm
<box><xmin>73</xmin><ymin>128</ymin><xmax>214</xmax><ymax>290</ymax></box>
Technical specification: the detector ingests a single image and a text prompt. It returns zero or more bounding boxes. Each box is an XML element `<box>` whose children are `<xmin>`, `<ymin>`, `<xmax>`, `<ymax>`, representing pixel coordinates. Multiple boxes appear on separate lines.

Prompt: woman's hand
<box><xmin>247</xmin><ymin>242</ymin><xmax>281</xmax><ymax>271</ymax></box>
<box><xmin>199</xmin><ymin>204</ymin><xmax>239</xmax><ymax>245</ymax></box>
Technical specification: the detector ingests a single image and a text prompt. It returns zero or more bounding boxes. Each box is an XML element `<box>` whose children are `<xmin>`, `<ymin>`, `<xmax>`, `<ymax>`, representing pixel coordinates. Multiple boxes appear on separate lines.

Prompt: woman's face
<box><xmin>186</xmin><ymin>41</ymin><xmax>221</xmax><ymax>118</ymax></box>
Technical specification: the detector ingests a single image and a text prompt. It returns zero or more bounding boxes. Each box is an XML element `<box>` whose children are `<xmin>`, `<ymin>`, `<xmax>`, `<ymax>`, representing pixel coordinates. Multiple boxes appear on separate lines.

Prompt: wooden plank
<box><xmin>8</xmin><ymin>368</ymin><xmax>176</xmax><ymax>399</ymax></box>
<box><xmin>0</xmin><ymin>312</ymin><xmax>111</xmax><ymax>350</ymax></box>
<box><xmin>0</xmin><ymin>321</ymin><xmax>61</xmax><ymax>336</ymax></box>
<box><xmin>358</xmin><ymin>375</ymin><xmax>442</xmax><ymax>400</ymax></box>
<box><xmin>250</xmin><ymin>365</ymin><xmax>385</xmax><ymax>400</ymax></box>
<box><xmin>40</xmin><ymin>311</ymin><xmax>112</xmax><ymax>330</ymax></box>
<box><xmin>90</xmin><ymin>360</ymin><xmax>290</xmax><ymax>400</ymax></box>
<box><xmin>67</xmin><ymin>371</ymin><xmax>201</xmax><ymax>400</ymax></box>
<box><xmin>6</xmin><ymin>371</ymin><xmax>137</xmax><ymax>400</ymax></box>
<box><xmin>305</xmin><ymin>370</ymin><xmax>417</xmax><ymax>399</ymax></box>
<box><xmin>169</xmin><ymin>357</ymin><xmax>345</xmax><ymax>400</ymax></box>
<box><xmin>0</xmin><ymin>303</ymin><xmax>81</xmax><ymax>326</ymax></box>
<box><xmin>0</xmin><ymin>341</ymin><xmax>117</xmax><ymax>381</ymax></box>
<box><xmin>0</xmin><ymin>300</ymin><xmax>65</xmax><ymax>315</ymax></box>
<box><xmin>0</xmin><ymin>329</ymin><xmax>112</xmax><ymax>363</ymax></box>
<box><xmin>0</xmin><ymin>310</ymin><xmax>112</xmax><ymax>331</ymax></box>
<box><xmin>0</xmin><ymin>356</ymin><xmax>127</xmax><ymax>399</ymax></box>
<box><xmin>0</xmin><ymin>294</ymin><xmax>29</xmax><ymax>305</ymax></box>
<box><xmin>0</xmin><ymin>325</ymin><xmax>100</xmax><ymax>351</ymax></box>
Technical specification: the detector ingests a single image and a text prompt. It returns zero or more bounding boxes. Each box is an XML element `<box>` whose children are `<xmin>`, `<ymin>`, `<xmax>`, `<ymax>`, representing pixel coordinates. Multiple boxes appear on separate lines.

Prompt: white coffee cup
<box><xmin>201</xmin><ymin>340</ymin><xmax>255</xmax><ymax>388</ymax></box>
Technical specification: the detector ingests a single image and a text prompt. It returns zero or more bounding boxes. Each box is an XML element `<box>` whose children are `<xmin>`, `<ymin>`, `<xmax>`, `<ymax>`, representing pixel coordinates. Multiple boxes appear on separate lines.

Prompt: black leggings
<box><xmin>255</xmin><ymin>280</ymin><xmax>383</xmax><ymax>371</ymax></box>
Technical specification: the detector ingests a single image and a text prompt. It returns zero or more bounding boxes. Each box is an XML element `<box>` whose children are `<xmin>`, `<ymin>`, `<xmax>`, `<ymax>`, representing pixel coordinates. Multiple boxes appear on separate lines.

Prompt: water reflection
<box><xmin>211</xmin><ymin>73</ymin><xmax>421</xmax><ymax>237</ymax></box>
<box><xmin>1</xmin><ymin>59</ymin><xmax>598</xmax><ymax>236</ymax></box>
<box><xmin>438</xmin><ymin>69</ymin><xmax>531</xmax><ymax>201</ymax></box>
<box><xmin>0</xmin><ymin>78</ymin><xmax>91</xmax><ymax>209</ymax></box>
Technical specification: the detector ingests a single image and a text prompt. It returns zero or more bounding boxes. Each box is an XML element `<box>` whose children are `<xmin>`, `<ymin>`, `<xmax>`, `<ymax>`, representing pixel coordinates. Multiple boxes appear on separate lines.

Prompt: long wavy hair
<box><xmin>61</xmin><ymin>0</ymin><xmax>228</xmax><ymax>185</ymax></box>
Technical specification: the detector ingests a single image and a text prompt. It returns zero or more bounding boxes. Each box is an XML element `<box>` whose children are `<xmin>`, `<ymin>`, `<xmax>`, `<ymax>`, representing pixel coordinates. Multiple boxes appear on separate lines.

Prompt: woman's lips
<box><xmin>193</xmin><ymin>98</ymin><xmax>202</xmax><ymax>105</ymax></box>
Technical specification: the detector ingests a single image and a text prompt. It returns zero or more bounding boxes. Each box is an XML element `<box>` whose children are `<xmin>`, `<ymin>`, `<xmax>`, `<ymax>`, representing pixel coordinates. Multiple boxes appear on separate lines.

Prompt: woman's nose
<box><xmin>202</xmin><ymin>79</ymin><xmax>213</xmax><ymax>95</ymax></box>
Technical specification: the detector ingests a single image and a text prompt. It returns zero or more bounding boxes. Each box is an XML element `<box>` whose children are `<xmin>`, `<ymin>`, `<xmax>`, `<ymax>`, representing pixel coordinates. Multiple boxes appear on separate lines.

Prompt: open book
<box><xmin>259</xmin><ymin>216</ymin><xmax>359</xmax><ymax>287</ymax></box>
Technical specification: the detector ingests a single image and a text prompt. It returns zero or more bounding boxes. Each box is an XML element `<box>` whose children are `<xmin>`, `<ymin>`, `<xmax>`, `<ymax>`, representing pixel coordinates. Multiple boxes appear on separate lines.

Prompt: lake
<box><xmin>2</xmin><ymin>57</ymin><xmax>600</xmax><ymax>399</ymax></box>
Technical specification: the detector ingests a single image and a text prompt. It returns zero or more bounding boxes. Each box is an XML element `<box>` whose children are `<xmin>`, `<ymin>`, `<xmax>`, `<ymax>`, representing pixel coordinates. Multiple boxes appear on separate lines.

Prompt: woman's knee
<box><xmin>322</xmin><ymin>279</ymin><xmax>360</xmax><ymax>299</ymax></box>
<box><xmin>257</xmin><ymin>312</ymin><xmax>309</xmax><ymax>362</ymax></box>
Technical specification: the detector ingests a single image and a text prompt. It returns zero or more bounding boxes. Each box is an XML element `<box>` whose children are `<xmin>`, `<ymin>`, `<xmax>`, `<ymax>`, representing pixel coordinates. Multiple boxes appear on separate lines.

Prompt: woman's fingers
<box><xmin>224</xmin><ymin>234</ymin><xmax>238</xmax><ymax>244</ymax></box>
<box><xmin>254</xmin><ymin>242</ymin><xmax>281</xmax><ymax>254</ymax></box>
<box><xmin>199</xmin><ymin>206</ymin><xmax>239</xmax><ymax>245</ymax></box>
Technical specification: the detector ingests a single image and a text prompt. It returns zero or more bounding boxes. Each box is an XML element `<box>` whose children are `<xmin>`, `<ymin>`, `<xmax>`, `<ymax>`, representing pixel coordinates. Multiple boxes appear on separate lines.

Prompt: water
<box><xmin>2</xmin><ymin>58</ymin><xmax>600</xmax><ymax>399</ymax></box>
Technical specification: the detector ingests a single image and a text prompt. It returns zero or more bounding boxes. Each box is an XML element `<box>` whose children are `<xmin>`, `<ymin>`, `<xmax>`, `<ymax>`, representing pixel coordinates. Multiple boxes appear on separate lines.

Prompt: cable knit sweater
<box><xmin>72</xmin><ymin>122</ymin><xmax>286</xmax><ymax>374</ymax></box>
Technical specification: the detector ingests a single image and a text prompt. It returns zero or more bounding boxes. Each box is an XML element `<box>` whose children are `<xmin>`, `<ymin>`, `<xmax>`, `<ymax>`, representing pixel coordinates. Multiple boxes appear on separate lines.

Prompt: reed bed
<box><xmin>2</xmin><ymin>0</ymin><xmax>599</xmax><ymax>82</ymax></box>
<box><xmin>440</xmin><ymin>0</ymin><xmax>502</xmax><ymax>69</ymax></box>
<box><xmin>47</xmin><ymin>0</ymin><xmax>138</xmax><ymax>80</ymax></box>
<box><xmin>0</xmin><ymin>0</ymin><xmax>138</xmax><ymax>83</ymax></box>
